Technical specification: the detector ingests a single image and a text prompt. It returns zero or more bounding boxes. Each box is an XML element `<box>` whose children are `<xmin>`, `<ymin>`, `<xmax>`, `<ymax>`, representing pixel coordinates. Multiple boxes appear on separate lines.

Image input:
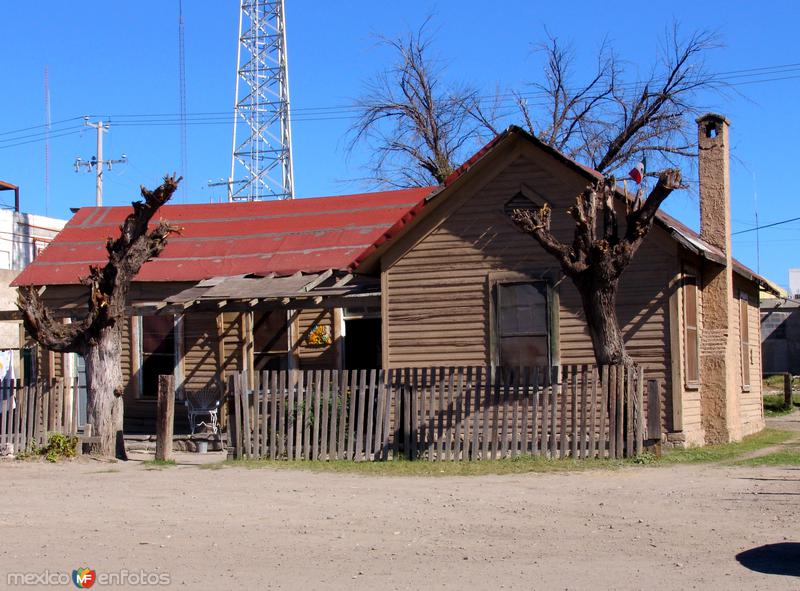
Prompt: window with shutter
<box><xmin>740</xmin><ymin>293</ymin><xmax>751</xmax><ymax>389</ymax></box>
<box><xmin>683</xmin><ymin>272</ymin><xmax>700</xmax><ymax>386</ymax></box>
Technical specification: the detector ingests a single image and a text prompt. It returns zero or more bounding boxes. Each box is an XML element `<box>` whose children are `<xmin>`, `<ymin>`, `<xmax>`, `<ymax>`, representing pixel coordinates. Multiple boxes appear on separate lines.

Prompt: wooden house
<box><xmin>9</xmin><ymin>114</ymin><xmax>775</xmax><ymax>446</ymax></box>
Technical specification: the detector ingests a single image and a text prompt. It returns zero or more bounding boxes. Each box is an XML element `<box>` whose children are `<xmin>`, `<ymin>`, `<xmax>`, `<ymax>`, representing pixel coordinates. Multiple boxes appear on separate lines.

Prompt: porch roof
<box><xmin>163</xmin><ymin>270</ymin><xmax>379</xmax><ymax>311</ymax></box>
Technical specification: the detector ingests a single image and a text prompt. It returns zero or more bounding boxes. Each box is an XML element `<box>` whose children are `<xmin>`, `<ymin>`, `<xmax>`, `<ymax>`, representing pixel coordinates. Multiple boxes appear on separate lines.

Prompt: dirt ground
<box><xmin>1</xmin><ymin>425</ymin><xmax>799</xmax><ymax>590</ymax></box>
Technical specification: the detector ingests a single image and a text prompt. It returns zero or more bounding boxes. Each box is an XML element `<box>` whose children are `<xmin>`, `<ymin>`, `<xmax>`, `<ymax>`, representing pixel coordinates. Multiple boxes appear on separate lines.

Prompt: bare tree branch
<box><xmin>348</xmin><ymin>19</ymin><xmax>487</xmax><ymax>186</ymax></box>
<box><xmin>18</xmin><ymin>175</ymin><xmax>182</xmax><ymax>354</ymax></box>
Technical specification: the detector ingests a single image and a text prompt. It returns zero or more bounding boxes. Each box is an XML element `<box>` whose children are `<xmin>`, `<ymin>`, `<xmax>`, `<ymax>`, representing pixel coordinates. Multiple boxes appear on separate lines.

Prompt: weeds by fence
<box><xmin>228</xmin><ymin>365</ymin><xmax>653</xmax><ymax>462</ymax></box>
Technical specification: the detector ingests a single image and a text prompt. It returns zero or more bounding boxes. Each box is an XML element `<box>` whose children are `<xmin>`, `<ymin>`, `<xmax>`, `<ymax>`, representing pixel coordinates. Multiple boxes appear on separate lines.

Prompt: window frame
<box><xmin>682</xmin><ymin>268</ymin><xmax>700</xmax><ymax>388</ymax></box>
<box><xmin>493</xmin><ymin>279</ymin><xmax>551</xmax><ymax>369</ymax></box>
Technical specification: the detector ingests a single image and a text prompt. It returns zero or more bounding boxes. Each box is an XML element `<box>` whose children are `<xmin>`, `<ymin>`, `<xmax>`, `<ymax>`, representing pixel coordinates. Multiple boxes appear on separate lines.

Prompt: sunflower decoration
<box><xmin>307</xmin><ymin>324</ymin><xmax>332</xmax><ymax>347</ymax></box>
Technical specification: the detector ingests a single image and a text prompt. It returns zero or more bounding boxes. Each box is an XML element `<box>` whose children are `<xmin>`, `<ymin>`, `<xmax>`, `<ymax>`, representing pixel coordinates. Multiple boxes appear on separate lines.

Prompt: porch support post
<box><xmin>287</xmin><ymin>309</ymin><xmax>301</xmax><ymax>370</ymax></box>
<box><xmin>215</xmin><ymin>312</ymin><xmax>228</xmax><ymax>431</ymax></box>
<box><xmin>173</xmin><ymin>312</ymin><xmax>185</xmax><ymax>399</ymax></box>
<box><xmin>333</xmin><ymin>307</ymin><xmax>344</xmax><ymax>370</ymax></box>
<box><xmin>241</xmin><ymin>311</ymin><xmax>255</xmax><ymax>389</ymax></box>
<box><xmin>130</xmin><ymin>315</ymin><xmax>142</xmax><ymax>398</ymax></box>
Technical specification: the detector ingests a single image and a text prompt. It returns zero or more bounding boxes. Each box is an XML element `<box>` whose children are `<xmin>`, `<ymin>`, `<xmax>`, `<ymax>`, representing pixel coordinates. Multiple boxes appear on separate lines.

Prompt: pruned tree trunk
<box><xmin>85</xmin><ymin>324</ymin><xmax>125</xmax><ymax>457</ymax></box>
<box><xmin>575</xmin><ymin>278</ymin><xmax>629</xmax><ymax>366</ymax></box>
<box><xmin>18</xmin><ymin>175</ymin><xmax>181</xmax><ymax>458</ymax></box>
<box><xmin>510</xmin><ymin>171</ymin><xmax>682</xmax><ymax>366</ymax></box>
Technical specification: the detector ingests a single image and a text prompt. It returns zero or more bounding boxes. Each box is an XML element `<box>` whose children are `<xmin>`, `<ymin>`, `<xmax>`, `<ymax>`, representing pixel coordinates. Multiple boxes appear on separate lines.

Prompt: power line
<box><xmin>0</xmin><ymin>128</ymin><xmax>83</xmax><ymax>150</ymax></box>
<box><xmin>2</xmin><ymin>61</ymin><xmax>800</xmax><ymax>147</ymax></box>
<box><xmin>732</xmin><ymin>216</ymin><xmax>800</xmax><ymax>235</ymax></box>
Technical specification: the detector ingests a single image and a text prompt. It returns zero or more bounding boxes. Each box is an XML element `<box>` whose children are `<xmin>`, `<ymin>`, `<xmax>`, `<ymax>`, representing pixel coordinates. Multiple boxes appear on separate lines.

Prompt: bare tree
<box><xmin>349</xmin><ymin>20</ymin><xmax>485</xmax><ymax>186</ymax></box>
<box><xmin>503</xmin><ymin>27</ymin><xmax>716</xmax><ymax>364</ymax></box>
<box><xmin>511</xmin><ymin>170</ymin><xmax>682</xmax><ymax>365</ymax></box>
<box><xmin>350</xmin><ymin>20</ymin><xmax>717</xmax><ymax>365</ymax></box>
<box><xmin>18</xmin><ymin>175</ymin><xmax>181</xmax><ymax>458</ymax></box>
<box><xmin>510</xmin><ymin>26</ymin><xmax>717</xmax><ymax>177</ymax></box>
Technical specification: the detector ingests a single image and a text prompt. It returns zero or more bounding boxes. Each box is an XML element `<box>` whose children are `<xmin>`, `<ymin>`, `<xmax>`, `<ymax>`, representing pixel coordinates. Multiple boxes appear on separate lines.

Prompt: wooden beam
<box><xmin>332</xmin><ymin>273</ymin><xmax>354</xmax><ymax>288</ymax></box>
<box><xmin>301</xmin><ymin>269</ymin><xmax>333</xmax><ymax>292</ymax></box>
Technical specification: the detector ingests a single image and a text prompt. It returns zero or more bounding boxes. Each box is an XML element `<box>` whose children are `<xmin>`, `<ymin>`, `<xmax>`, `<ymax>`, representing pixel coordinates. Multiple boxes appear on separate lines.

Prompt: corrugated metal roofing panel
<box><xmin>12</xmin><ymin>187</ymin><xmax>434</xmax><ymax>286</ymax></box>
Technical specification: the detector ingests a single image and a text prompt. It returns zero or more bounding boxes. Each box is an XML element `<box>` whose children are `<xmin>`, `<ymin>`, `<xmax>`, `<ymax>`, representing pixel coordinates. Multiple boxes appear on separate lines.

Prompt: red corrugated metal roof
<box><xmin>12</xmin><ymin>187</ymin><xmax>434</xmax><ymax>286</ymax></box>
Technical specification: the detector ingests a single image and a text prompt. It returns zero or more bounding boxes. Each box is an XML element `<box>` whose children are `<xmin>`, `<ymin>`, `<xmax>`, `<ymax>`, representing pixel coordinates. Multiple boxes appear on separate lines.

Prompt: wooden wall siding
<box><xmin>293</xmin><ymin>308</ymin><xmax>337</xmax><ymax>370</ymax></box>
<box><xmin>735</xmin><ymin>276</ymin><xmax>765</xmax><ymax>436</ymax></box>
<box><xmin>182</xmin><ymin>312</ymin><xmax>222</xmax><ymax>390</ymax></box>
<box><xmin>221</xmin><ymin>312</ymin><xmax>245</xmax><ymax>377</ymax></box>
<box><xmin>383</xmin><ymin>149</ymin><xmax>676</xmax><ymax>432</ymax></box>
<box><xmin>675</xmin><ymin>256</ymin><xmax>704</xmax><ymax>445</ymax></box>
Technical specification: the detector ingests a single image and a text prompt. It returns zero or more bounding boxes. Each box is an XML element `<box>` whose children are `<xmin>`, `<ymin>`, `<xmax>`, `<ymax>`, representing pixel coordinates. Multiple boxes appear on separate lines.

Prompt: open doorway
<box><xmin>344</xmin><ymin>308</ymin><xmax>381</xmax><ymax>369</ymax></box>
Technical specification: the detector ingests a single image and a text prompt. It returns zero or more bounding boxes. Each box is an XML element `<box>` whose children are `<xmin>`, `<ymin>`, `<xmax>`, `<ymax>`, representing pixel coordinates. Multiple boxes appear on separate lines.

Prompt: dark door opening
<box><xmin>344</xmin><ymin>318</ymin><xmax>381</xmax><ymax>369</ymax></box>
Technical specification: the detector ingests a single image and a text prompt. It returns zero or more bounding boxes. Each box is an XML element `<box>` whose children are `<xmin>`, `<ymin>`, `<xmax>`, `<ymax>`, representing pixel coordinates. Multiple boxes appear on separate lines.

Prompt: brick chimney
<box><xmin>696</xmin><ymin>113</ymin><xmax>740</xmax><ymax>443</ymax></box>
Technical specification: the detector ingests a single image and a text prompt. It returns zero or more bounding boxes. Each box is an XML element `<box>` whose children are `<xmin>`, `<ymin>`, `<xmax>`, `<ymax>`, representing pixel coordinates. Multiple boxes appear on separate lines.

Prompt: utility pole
<box><xmin>74</xmin><ymin>117</ymin><xmax>127</xmax><ymax>206</ymax></box>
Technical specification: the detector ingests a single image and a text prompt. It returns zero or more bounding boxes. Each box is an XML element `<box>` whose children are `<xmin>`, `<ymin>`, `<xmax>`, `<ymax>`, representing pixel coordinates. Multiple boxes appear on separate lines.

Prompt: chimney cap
<box><xmin>696</xmin><ymin>112</ymin><xmax>730</xmax><ymax>126</ymax></box>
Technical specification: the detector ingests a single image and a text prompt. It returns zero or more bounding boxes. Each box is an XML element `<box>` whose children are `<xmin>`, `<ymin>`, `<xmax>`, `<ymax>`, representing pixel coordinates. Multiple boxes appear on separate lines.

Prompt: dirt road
<box><xmin>0</xmin><ymin>454</ymin><xmax>798</xmax><ymax>590</ymax></box>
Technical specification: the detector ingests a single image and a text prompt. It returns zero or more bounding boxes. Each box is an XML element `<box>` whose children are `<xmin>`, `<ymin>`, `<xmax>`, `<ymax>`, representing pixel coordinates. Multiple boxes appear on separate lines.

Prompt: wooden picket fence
<box><xmin>0</xmin><ymin>378</ymin><xmax>82</xmax><ymax>453</ymax></box>
<box><xmin>228</xmin><ymin>364</ymin><xmax>653</xmax><ymax>461</ymax></box>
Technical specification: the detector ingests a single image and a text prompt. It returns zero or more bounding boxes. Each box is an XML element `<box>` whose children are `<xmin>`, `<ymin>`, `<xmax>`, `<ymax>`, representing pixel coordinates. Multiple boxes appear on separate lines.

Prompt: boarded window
<box><xmin>683</xmin><ymin>273</ymin><xmax>699</xmax><ymax>385</ymax></box>
<box><xmin>740</xmin><ymin>293</ymin><xmax>751</xmax><ymax>388</ymax></box>
<box><xmin>497</xmin><ymin>282</ymin><xmax>549</xmax><ymax>367</ymax></box>
<box><xmin>141</xmin><ymin>315</ymin><xmax>175</xmax><ymax>397</ymax></box>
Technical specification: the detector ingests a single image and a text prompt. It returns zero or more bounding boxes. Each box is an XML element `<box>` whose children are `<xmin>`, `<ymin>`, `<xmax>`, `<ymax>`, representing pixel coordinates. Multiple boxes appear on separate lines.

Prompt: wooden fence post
<box><xmin>226</xmin><ymin>374</ymin><xmax>238</xmax><ymax>459</ymax></box>
<box><xmin>646</xmin><ymin>379</ymin><xmax>662</xmax><ymax>457</ymax></box>
<box><xmin>634</xmin><ymin>365</ymin><xmax>644</xmax><ymax>457</ymax></box>
<box><xmin>785</xmin><ymin>373</ymin><xmax>793</xmax><ymax>410</ymax></box>
<box><xmin>156</xmin><ymin>375</ymin><xmax>175</xmax><ymax>462</ymax></box>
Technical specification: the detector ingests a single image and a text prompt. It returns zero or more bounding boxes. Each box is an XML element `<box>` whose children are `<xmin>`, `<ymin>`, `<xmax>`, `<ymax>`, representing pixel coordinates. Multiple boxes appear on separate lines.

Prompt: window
<box><xmin>140</xmin><ymin>316</ymin><xmax>175</xmax><ymax>397</ymax></box>
<box><xmin>683</xmin><ymin>272</ymin><xmax>700</xmax><ymax>386</ymax></box>
<box><xmin>497</xmin><ymin>282</ymin><xmax>549</xmax><ymax>367</ymax></box>
<box><xmin>740</xmin><ymin>293</ymin><xmax>751</xmax><ymax>389</ymax></box>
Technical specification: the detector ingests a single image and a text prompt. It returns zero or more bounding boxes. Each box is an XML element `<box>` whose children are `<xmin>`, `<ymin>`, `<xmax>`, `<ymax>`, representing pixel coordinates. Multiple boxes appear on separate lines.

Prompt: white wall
<box><xmin>0</xmin><ymin>209</ymin><xmax>66</xmax><ymax>271</ymax></box>
<box><xmin>0</xmin><ymin>209</ymin><xmax>66</xmax><ymax>377</ymax></box>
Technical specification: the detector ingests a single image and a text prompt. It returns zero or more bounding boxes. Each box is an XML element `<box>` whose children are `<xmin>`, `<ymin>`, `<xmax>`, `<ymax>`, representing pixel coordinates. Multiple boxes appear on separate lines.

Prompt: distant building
<box><xmin>761</xmin><ymin>271</ymin><xmax>800</xmax><ymax>376</ymax></box>
<box><xmin>790</xmin><ymin>269</ymin><xmax>800</xmax><ymax>299</ymax></box>
<box><xmin>0</xmin><ymin>184</ymin><xmax>66</xmax><ymax>381</ymax></box>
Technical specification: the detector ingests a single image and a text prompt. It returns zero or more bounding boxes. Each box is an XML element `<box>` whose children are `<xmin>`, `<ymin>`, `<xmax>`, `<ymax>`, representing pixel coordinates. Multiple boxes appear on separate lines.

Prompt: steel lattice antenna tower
<box><xmin>228</xmin><ymin>0</ymin><xmax>294</xmax><ymax>201</ymax></box>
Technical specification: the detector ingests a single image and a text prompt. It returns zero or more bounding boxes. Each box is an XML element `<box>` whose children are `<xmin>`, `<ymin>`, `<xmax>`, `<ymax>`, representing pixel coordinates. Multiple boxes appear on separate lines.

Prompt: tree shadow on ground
<box><xmin>736</xmin><ymin>543</ymin><xmax>800</xmax><ymax>577</ymax></box>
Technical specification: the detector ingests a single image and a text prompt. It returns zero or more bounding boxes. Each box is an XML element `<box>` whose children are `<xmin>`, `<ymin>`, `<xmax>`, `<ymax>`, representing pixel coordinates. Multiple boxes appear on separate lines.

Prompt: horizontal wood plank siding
<box><xmin>384</xmin><ymin>148</ymin><xmax>676</xmax><ymax>436</ymax></box>
<box><xmin>182</xmin><ymin>312</ymin><xmax>220</xmax><ymax>390</ymax></box>
<box><xmin>735</xmin><ymin>276</ymin><xmax>765</xmax><ymax>436</ymax></box>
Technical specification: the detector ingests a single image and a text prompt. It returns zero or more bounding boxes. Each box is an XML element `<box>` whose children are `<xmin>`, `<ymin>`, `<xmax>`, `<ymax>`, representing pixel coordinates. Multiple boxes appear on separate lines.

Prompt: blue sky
<box><xmin>1</xmin><ymin>1</ymin><xmax>798</xmax><ymax>288</ymax></box>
